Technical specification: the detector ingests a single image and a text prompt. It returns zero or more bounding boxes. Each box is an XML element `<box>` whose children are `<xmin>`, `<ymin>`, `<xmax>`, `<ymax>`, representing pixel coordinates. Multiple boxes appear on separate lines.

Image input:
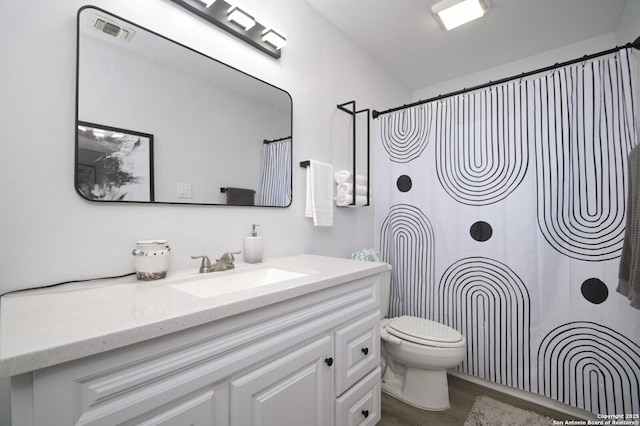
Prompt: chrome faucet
<box><xmin>191</xmin><ymin>251</ymin><xmax>241</xmax><ymax>273</ymax></box>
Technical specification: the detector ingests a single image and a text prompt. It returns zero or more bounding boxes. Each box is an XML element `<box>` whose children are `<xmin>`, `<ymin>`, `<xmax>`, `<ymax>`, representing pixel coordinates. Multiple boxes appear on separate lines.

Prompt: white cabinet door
<box><xmin>127</xmin><ymin>388</ymin><xmax>217</xmax><ymax>426</ymax></box>
<box><xmin>230</xmin><ymin>335</ymin><xmax>334</xmax><ymax>426</ymax></box>
<box><xmin>335</xmin><ymin>312</ymin><xmax>380</xmax><ymax>396</ymax></box>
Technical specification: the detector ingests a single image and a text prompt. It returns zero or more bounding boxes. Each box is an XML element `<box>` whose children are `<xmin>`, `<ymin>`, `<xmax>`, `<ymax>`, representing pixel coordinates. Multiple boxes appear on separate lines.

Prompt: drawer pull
<box><xmin>361</xmin><ymin>347</ymin><xmax>369</xmax><ymax>355</ymax></box>
<box><xmin>362</xmin><ymin>409</ymin><xmax>369</xmax><ymax>418</ymax></box>
<box><xmin>324</xmin><ymin>357</ymin><xmax>334</xmax><ymax>367</ymax></box>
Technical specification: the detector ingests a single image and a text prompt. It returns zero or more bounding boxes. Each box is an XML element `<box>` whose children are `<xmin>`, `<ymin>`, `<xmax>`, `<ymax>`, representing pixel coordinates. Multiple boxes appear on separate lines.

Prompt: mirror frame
<box><xmin>75</xmin><ymin>5</ymin><xmax>293</xmax><ymax>207</ymax></box>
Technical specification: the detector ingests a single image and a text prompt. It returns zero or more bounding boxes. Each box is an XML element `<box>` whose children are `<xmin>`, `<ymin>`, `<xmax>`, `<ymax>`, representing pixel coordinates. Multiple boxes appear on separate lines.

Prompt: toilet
<box><xmin>379</xmin><ymin>270</ymin><xmax>466</xmax><ymax>411</ymax></box>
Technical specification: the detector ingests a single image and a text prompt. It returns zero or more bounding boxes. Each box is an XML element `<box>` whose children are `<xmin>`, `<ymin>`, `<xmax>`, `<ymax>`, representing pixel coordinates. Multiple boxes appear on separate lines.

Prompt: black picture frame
<box><xmin>76</xmin><ymin>121</ymin><xmax>154</xmax><ymax>202</ymax></box>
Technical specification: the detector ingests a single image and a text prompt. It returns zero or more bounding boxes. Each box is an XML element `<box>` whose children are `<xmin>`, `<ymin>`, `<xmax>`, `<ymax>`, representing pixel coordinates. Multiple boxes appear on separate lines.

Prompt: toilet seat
<box><xmin>385</xmin><ymin>316</ymin><xmax>464</xmax><ymax>348</ymax></box>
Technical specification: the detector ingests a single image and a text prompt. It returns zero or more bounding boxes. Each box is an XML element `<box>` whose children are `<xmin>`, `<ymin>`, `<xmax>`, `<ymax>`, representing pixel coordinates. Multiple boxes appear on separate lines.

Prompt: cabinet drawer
<box><xmin>335</xmin><ymin>311</ymin><xmax>379</xmax><ymax>395</ymax></box>
<box><xmin>335</xmin><ymin>367</ymin><xmax>380</xmax><ymax>426</ymax></box>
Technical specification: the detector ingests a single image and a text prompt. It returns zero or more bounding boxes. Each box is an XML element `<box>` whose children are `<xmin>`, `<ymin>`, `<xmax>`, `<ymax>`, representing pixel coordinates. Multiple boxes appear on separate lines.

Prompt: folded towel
<box><xmin>225</xmin><ymin>187</ymin><xmax>255</xmax><ymax>206</ymax></box>
<box><xmin>335</xmin><ymin>193</ymin><xmax>368</xmax><ymax>207</ymax></box>
<box><xmin>618</xmin><ymin>145</ymin><xmax>640</xmax><ymax>309</ymax></box>
<box><xmin>336</xmin><ymin>182</ymin><xmax>368</xmax><ymax>196</ymax></box>
<box><xmin>334</xmin><ymin>170</ymin><xmax>351</xmax><ymax>183</ymax></box>
<box><xmin>334</xmin><ymin>170</ymin><xmax>367</xmax><ymax>186</ymax></box>
<box><xmin>305</xmin><ymin>160</ymin><xmax>333</xmax><ymax>227</ymax></box>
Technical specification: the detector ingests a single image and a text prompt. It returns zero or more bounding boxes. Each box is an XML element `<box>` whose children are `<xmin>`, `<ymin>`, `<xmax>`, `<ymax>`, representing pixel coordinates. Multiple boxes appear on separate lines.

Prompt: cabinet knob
<box><xmin>361</xmin><ymin>347</ymin><xmax>369</xmax><ymax>355</ymax></box>
<box><xmin>362</xmin><ymin>409</ymin><xmax>369</xmax><ymax>418</ymax></box>
<box><xmin>324</xmin><ymin>357</ymin><xmax>334</xmax><ymax>367</ymax></box>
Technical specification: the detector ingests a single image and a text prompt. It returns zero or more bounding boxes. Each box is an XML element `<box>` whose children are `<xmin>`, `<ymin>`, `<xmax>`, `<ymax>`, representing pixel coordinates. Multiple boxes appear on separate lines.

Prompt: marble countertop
<box><xmin>0</xmin><ymin>254</ymin><xmax>389</xmax><ymax>377</ymax></box>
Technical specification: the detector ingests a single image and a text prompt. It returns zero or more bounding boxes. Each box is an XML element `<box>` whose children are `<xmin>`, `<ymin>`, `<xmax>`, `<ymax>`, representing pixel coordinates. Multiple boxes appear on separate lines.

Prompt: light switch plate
<box><xmin>177</xmin><ymin>183</ymin><xmax>192</xmax><ymax>198</ymax></box>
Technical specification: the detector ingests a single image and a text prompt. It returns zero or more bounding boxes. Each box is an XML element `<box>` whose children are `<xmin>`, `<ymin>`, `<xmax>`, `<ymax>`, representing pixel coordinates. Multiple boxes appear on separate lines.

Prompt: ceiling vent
<box><xmin>89</xmin><ymin>14</ymin><xmax>135</xmax><ymax>42</ymax></box>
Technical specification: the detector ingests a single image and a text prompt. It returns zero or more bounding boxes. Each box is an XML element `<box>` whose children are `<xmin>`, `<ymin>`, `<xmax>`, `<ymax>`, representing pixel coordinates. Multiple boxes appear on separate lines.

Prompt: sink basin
<box><xmin>171</xmin><ymin>266</ymin><xmax>310</xmax><ymax>299</ymax></box>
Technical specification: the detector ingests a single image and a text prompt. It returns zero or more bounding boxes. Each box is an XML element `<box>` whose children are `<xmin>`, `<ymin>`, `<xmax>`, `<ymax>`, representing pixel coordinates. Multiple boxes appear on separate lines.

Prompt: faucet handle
<box><xmin>219</xmin><ymin>251</ymin><xmax>241</xmax><ymax>260</ymax></box>
<box><xmin>191</xmin><ymin>255</ymin><xmax>215</xmax><ymax>273</ymax></box>
<box><xmin>218</xmin><ymin>251</ymin><xmax>241</xmax><ymax>269</ymax></box>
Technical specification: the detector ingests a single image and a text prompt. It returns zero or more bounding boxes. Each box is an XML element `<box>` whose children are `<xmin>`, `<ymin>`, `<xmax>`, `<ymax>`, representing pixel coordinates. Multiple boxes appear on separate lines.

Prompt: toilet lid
<box><xmin>386</xmin><ymin>316</ymin><xmax>464</xmax><ymax>347</ymax></box>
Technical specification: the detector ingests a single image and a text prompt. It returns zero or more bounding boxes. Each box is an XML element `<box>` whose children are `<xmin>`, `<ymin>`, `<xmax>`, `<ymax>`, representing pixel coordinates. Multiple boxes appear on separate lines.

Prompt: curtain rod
<box><xmin>372</xmin><ymin>40</ymin><xmax>640</xmax><ymax>119</ymax></box>
<box><xmin>263</xmin><ymin>136</ymin><xmax>291</xmax><ymax>144</ymax></box>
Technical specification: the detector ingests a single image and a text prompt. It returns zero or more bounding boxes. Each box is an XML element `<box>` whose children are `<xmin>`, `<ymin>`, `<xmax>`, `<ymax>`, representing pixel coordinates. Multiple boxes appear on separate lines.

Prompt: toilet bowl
<box><xmin>378</xmin><ymin>270</ymin><xmax>466</xmax><ymax>410</ymax></box>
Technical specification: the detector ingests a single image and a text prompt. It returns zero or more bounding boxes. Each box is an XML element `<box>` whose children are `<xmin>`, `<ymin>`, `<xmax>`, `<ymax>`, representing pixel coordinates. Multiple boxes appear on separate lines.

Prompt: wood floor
<box><xmin>378</xmin><ymin>374</ymin><xmax>579</xmax><ymax>426</ymax></box>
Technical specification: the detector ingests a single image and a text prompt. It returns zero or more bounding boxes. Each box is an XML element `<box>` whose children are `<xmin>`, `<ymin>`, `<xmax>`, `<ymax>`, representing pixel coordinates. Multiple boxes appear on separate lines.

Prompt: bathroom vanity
<box><xmin>0</xmin><ymin>255</ymin><xmax>389</xmax><ymax>425</ymax></box>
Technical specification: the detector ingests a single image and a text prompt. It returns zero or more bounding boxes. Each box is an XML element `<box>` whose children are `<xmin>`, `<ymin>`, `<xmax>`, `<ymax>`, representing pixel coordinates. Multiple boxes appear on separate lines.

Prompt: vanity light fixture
<box><xmin>170</xmin><ymin>0</ymin><xmax>285</xmax><ymax>59</ymax></box>
<box><xmin>431</xmin><ymin>0</ymin><xmax>490</xmax><ymax>31</ymax></box>
<box><xmin>92</xmin><ymin>129</ymin><xmax>107</xmax><ymax>138</ymax></box>
<box><xmin>227</xmin><ymin>6</ymin><xmax>255</xmax><ymax>30</ymax></box>
<box><xmin>262</xmin><ymin>28</ymin><xmax>286</xmax><ymax>50</ymax></box>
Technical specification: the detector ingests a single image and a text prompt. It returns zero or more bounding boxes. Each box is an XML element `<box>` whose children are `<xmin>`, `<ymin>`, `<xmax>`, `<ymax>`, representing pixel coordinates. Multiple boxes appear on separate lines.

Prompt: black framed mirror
<box><xmin>75</xmin><ymin>6</ymin><xmax>292</xmax><ymax>206</ymax></box>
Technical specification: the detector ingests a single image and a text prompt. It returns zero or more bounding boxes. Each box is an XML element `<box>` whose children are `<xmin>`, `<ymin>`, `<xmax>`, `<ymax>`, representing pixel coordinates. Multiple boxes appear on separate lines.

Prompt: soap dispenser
<box><xmin>244</xmin><ymin>224</ymin><xmax>263</xmax><ymax>264</ymax></box>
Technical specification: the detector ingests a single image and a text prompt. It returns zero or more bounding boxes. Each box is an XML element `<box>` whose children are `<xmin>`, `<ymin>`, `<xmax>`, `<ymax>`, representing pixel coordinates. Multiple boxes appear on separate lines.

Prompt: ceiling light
<box><xmin>195</xmin><ymin>0</ymin><xmax>216</xmax><ymax>7</ymax></box>
<box><xmin>227</xmin><ymin>6</ymin><xmax>255</xmax><ymax>31</ymax></box>
<box><xmin>262</xmin><ymin>29</ymin><xmax>286</xmax><ymax>50</ymax></box>
<box><xmin>432</xmin><ymin>0</ymin><xmax>490</xmax><ymax>31</ymax></box>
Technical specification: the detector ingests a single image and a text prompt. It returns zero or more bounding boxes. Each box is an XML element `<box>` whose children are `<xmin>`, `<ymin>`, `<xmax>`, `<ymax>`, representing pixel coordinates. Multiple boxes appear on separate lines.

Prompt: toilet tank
<box><xmin>380</xmin><ymin>266</ymin><xmax>391</xmax><ymax>319</ymax></box>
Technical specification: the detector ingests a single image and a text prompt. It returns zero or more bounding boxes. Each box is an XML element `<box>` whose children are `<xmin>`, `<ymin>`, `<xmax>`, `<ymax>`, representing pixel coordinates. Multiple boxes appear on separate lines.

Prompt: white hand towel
<box><xmin>356</xmin><ymin>184</ymin><xmax>368</xmax><ymax>196</ymax></box>
<box><xmin>305</xmin><ymin>160</ymin><xmax>333</xmax><ymax>227</ymax></box>
<box><xmin>336</xmin><ymin>182</ymin><xmax>368</xmax><ymax>196</ymax></box>
<box><xmin>334</xmin><ymin>170</ymin><xmax>352</xmax><ymax>183</ymax></box>
<box><xmin>334</xmin><ymin>170</ymin><xmax>367</xmax><ymax>186</ymax></box>
<box><xmin>335</xmin><ymin>193</ymin><xmax>368</xmax><ymax>207</ymax></box>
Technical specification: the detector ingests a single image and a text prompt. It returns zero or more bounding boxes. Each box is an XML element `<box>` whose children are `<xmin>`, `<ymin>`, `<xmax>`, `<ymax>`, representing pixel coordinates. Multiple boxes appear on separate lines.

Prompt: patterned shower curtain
<box><xmin>260</xmin><ymin>139</ymin><xmax>291</xmax><ymax>206</ymax></box>
<box><xmin>374</xmin><ymin>49</ymin><xmax>640</xmax><ymax>415</ymax></box>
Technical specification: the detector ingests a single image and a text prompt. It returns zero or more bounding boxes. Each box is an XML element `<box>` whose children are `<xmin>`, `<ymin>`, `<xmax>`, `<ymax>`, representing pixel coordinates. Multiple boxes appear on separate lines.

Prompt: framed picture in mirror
<box><xmin>76</xmin><ymin>121</ymin><xmax>154</xmax><ymax>202</ymax></box>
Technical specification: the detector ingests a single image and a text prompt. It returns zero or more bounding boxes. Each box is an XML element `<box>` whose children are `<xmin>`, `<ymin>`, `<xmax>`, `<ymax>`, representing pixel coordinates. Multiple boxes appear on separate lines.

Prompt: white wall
<box><xmin>615</xmin><ymin>0</ymin><xmax>640</xmax><ymax>129</ymax></box>
<box><xmin>615</xmin><ymin>0</ymin><xmax>640</xmax><ymax>46</ymax></box>
<box><xmin>412</xmin><ymin>33</ymin><xmax>620</xmax><ymax>102</ymax></box>
<box><xmin>0</xmin><ymin>1</ymin><xmax>409</xmax><ymax>422</ymax></box>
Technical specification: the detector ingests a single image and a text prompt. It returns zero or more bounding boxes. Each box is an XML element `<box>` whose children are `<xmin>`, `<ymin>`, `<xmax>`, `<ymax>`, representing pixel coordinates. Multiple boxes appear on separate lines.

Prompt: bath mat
<box><xmin>464</xmin><ymin>395</ymin><xmax>554</xmax><ymax>426</ymax></box>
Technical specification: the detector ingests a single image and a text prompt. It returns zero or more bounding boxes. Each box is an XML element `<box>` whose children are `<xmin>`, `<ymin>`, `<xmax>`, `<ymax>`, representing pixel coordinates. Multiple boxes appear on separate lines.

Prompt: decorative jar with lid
<box><xmin>131</xmin><ymin>240</ymin><xmax>171</xmax><ymax>281</ymax></box>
